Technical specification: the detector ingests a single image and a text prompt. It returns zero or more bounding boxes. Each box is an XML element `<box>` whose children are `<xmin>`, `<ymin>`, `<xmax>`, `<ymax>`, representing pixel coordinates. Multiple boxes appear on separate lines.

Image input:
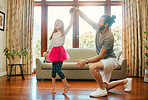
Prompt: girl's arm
<box><xmin>47</xmin><ymin>41</ymin><xmax>53</xmax><ymax>52</ymax></box>
<box><xmin>64</xmin><ymin>13</ymin><xmax>74</xmax><ymax>35</ymax></box>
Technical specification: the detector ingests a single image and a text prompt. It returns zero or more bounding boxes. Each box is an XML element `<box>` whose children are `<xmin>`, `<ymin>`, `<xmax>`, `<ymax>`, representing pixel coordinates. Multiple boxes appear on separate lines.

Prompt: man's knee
<box><xmin>89</xmin><ymin>62</ymin><xmax>104</xmax><ymax>71</ymax></box>
<box><xmin>103</xmin><ymin>82</ymin><xmax>109</xmax><ymax>89</ymax></box>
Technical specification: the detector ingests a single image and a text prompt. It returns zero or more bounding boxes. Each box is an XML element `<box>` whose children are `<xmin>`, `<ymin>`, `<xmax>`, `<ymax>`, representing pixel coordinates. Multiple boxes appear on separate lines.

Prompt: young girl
<box><xmin>46</xmin><ymin>10</ymin><xmax>74</xmax><ymax>94</ymax></box>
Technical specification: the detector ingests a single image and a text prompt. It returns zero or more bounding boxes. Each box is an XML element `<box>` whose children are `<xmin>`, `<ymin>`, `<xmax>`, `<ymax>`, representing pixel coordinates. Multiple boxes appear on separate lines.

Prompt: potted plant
<box><xmin>143</xmin><ymin>32</ymin><xmax>148</xmax><ymax>82</ymax></box>
<box><xmin>3</xmin><ymin>47</ymin><xmax>30</xmax><ymax>64</ymax></box>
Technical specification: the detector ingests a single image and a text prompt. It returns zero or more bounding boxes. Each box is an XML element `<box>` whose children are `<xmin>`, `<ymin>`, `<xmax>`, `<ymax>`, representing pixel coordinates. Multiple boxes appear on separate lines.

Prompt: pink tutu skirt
<box><xmin>46</xmin><ymin>46</ymin><xmax>70</xmax><ymax>62</ymax></box>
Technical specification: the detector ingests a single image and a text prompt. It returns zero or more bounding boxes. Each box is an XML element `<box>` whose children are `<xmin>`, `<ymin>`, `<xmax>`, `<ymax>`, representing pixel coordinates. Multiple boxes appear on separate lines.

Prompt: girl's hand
<box><xmin>45</xmin><ymin>51</ymin><xmax>48</xmax><ymax>59</ymax></box>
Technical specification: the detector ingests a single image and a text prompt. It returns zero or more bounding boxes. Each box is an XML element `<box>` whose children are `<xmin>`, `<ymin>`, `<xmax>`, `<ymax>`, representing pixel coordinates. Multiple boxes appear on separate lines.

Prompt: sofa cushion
<box><xmin>41</xmin><ymin>62</ymin><xmax>121</xmax><ymax>70</ymax></box>
<box><xmin>114</xmin><ymin>51</ymin><xmax>122</xmax><ymax>60</ymax></box>
<box><xmin>44</xmin><ymin>60</ymin><xmax>51</xmax><ymax>63</ymax></box>
<box><xmin>65</xmin><ymin>48</ymin><xmax>97</xmax><ymax>62</ymax></box>
<box><xmin>41</xmin><ymin>62</ymin><xmax>90</xmax><ymax>70</ymax></box>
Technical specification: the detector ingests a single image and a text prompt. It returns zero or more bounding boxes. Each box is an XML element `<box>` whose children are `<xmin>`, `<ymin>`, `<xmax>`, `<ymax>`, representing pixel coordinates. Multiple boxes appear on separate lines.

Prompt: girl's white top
<box><xmin>47</xmin><ymin>31</ymin><xmax>66</xmax><ymax>51</ymax></box>
<box><xmin>47</xmin><ymin>14</ymin><xmax>74</xmax><ymax>51</ymax></box>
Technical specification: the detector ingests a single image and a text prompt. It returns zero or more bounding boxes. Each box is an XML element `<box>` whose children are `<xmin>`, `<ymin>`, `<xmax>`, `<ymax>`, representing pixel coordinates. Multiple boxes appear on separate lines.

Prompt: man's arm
<box><xmin>75</xmin><ymin>8</ymin><xmax>98</xmax><ymax>29</ymax></box>
<box><xmin>75</xmin><ymin>48</ymin><xmax>108</xmax><ymax>67</ymax></box>
<box><xmin>87</xmin><ymin>48</ymin><xmax>107</xmax><ymax>63</ymax></box>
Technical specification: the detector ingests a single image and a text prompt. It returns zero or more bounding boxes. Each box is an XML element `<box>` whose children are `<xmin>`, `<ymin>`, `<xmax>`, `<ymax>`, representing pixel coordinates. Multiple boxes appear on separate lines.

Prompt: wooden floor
<box><xmin>0</xmin><ymin>74</ymin><xmax>148</xmax><ymax>100</ymax></box>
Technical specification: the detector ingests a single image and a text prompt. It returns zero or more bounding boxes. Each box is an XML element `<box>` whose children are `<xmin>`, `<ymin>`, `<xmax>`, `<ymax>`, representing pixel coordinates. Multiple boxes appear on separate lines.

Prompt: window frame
<box><xmin>34</xmin><ymin>0</ymin><xmax>122</xmax><ymax>56</ymax></box>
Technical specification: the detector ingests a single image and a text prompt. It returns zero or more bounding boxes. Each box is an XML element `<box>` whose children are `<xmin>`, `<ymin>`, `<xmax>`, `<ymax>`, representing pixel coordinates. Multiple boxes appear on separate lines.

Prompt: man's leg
<box><xmin>89</xmin><ymin>61</ymin><xmax>108</xmax><ymax>97</ymax></box>
<box><xmin>89</xmin><ymin>61</ymin><xmax>105</xmax><ymax>90</ymax></box>
<box><xmin>105</xmin><ymin>78</ymin><xmax>132</xmax><ymax>92</ymax></box>
<box><xmin>103</xmin><ymin>79</ymin><xmax>128</xmax><ymax>90</ymax></box>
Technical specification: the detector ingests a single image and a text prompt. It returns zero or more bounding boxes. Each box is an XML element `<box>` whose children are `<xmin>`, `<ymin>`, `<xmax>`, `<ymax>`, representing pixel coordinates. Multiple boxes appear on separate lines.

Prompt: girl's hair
<box><xmin>101</xmin><ymin>15</ymin><xmax>116</xmax><ymax>29</ymax></box>
<box><xmin>49</xmin><ymin>19</ymin><xmax>64</xmax><ymax>40</ymax></box>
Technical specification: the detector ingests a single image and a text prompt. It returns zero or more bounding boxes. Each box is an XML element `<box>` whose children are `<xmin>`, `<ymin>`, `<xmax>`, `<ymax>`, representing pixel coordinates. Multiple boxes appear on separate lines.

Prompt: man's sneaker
<box><xmin>124</xmin><ymin>78</ymin><xmax>132</xmax><ymax>92</ymax></box>
<box><xmin>89</xmin><ymin>88</ymin><xmax>108</xmax><ymax>97</ymax></box>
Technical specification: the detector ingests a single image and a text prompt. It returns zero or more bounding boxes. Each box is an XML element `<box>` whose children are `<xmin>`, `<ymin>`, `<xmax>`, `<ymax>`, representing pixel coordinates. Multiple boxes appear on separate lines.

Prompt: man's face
<box><xmin>98</xmin><ymin>17</ymin><xmax>105</xmax><ymax>31</ymax></box>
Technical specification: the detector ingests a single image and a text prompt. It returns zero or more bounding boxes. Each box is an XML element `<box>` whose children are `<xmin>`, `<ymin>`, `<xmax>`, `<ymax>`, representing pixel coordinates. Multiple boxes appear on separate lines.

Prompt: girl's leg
<box><xmin>62</xmin><ymin>78</ymin><xmax>70</xmax><ymax>94</ymax></box>
<box><xmin>55</xmin><ymin>61</ymin><xmax>70</xmax><ymax>94</ymax></box>
<box><xmin>52</xmin><ymin>78</ymin><xmax>56</xmax><ymax>94</ymax></box>
<box><xmin>52</xmin><ymin>62</ymin><xmax>57</xmax><ymax>94</ymax></box>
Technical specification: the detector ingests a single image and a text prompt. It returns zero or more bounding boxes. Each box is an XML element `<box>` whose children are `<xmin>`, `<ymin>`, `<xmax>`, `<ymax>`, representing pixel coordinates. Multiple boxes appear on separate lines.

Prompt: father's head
<box><xmin>98</xmin><ymin>15</ymin><xmax>116</xmax><ymax>31</ymax></box>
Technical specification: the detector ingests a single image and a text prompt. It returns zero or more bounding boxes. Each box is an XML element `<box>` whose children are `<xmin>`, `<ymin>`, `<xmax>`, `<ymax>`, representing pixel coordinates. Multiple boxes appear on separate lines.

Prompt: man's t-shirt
<box><xmin>92</xmin><ymin>23</ymin><xmax>116</xmax><ymax>59</ymax></box>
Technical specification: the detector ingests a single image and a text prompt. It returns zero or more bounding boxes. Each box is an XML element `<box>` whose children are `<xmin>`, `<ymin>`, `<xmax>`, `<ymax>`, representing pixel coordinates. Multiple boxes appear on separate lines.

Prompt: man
<box><xmin>73</xmin><ymin>7</ymin><xmax>132</xmax><ymax>97</ymax></box>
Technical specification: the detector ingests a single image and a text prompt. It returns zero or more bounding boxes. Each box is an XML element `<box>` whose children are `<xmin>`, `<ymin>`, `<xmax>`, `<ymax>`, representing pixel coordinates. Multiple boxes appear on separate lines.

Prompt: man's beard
<box><xmin>99</xmin><ymin>25</ymin><xmax>105</xmax><ymax>31</ymax></box>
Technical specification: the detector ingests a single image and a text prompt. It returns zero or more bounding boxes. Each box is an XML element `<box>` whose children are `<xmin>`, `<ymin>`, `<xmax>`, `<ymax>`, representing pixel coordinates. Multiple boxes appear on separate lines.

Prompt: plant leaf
<box><xmin>145</xmin><ymin>46</ymin><xmax>148</xmax><ymax>50</ymax></box>
<box><xmin>146</xmin><ymin>61</ymin><xmax>148</xmax><ymax>66</ymax></box>
<box><xmin>145</xmin><ymin>57</ymin><xmax>148</xmax><ymax>61</ymax></box>
<box><xmin>145</xmin><ymin>53</ymin><xmax>148</xmax><ymax>57</ymax></box>
<box><xmin>144</xmin><ymin>32</ymin><xmax>148</xmax><ymax>37</ymax></box>
<box><xmin>143</xmin><ymin>38</ymin><xmax>148</xmax><ymax>45</ymax></box>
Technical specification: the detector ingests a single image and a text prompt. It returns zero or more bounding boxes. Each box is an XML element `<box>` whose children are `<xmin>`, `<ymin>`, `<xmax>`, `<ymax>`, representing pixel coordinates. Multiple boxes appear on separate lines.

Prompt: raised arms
<box><xmin>64</xmin><ymin>12</ymin><xmax>74</xmax><ymax>35</ymax></box>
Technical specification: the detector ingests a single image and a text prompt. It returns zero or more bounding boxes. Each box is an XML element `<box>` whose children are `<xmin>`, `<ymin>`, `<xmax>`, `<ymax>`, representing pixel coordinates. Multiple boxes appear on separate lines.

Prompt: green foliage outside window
<box><xmin>79</xmin><ymin>31</ymin><xmax>95</xmax><ymax>49</ymax></box>
<box><xmin>112</xmin><ymin>25</ymin><xmax>122</xmax><ymax>51</ymax></box>
<box><xmin>33</xmin><ymin>39</ymin><xmax>41</xmax><ymax>61</ymax></box>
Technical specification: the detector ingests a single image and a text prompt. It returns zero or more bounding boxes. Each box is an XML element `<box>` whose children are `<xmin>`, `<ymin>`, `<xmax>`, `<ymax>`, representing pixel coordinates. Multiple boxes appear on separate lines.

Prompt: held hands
<box><xmin>69</xmin><ymin>7</ymin><xmax>75</xmax><ymax>14</ymax></box>
<box><xmin>69</xmin><ymin>6</ymin><xmax>79</xmax><ymax>14</ymax></box>
<box><xmin>75</xmin><ymin>60</ymin><xmax>86</xmax><ymax>68</ymax></box>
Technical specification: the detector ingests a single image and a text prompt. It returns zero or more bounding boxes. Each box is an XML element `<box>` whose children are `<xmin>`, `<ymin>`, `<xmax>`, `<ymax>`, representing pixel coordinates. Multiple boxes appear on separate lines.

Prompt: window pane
<box><xmin>46</xmin><ymin>0</ymin><xmax>73</xmax><ymax>1</ymax></box>
<box><xmin>33</xmin><ymin>6</ymin><xmax>41</xmax><ymax>68</ymax></box>
<box><xmin>48</xmin><ymin>6</ymin><xmax>73</xmax><ymax>49</ymax></box>
<box><xmin>111</xmin><ymin>6</ymin><xmax>122</xmax><ymax>51</ymax></box>
<box><xmin>79</xmin><ymin>6</ymin><xmax>104</xmax><ymax>49</ymax></box>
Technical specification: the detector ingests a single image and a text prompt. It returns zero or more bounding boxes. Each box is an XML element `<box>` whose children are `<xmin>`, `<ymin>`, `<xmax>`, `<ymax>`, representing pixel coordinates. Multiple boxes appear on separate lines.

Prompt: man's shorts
<box><xmin>99</xmin><ymin>58</ymin><xmax>118</xmax><ymax>84</ymax></box>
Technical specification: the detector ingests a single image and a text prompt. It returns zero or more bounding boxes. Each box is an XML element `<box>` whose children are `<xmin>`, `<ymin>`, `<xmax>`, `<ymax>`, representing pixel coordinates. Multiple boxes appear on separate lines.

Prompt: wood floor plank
<box><xmin>0</xmin><ymin>74</ymin><xmax>148</xmax><ymax>100</ymax></box>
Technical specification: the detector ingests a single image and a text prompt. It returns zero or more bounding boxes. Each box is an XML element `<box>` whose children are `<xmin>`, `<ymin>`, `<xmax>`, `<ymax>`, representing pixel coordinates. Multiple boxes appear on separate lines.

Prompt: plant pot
<box><xmin>9</xmin><ymin>55</ymin><xmax>22</xmax><ymax>64</ymax></box>
<box><xmin>144</xmin><ymin>68</ymin><xmax>148</xmax><ymax>82</ymax></box>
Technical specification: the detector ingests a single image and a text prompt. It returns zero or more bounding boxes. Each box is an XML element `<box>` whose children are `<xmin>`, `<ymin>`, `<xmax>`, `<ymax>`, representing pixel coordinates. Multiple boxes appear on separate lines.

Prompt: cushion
<box><xmin>44</xmin><ymin>60</ymin><xmax>51</xmax><ymax>63</ymax></box>
<box><xmin>65</xmin><ymin>48</ymin><xmax>97</xmax><ymax>62</ymax></box>
<box><xmin>41</xmin><ymin>62</ymin><xmax>90</xmax><ymax>70</ymax></box>
<box><xmin>41</xmin><ymin>62</ymin><xmax>120</xmax><ymax>70</ymax></box>
<box><xmin>114</xmin><ymin>51</ymin><xmax>122</xmax><ymax>60</ymax></box>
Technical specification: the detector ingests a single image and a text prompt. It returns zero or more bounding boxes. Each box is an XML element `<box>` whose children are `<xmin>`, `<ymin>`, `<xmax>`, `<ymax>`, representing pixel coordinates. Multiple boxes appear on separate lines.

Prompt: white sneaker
<box><xmin>89</xmin><ymin>88</ymin><xmax>108</xmax><ymax>97</ymax></box>
<box><xmin>124</xmin><ymin>78</ymin><xmax>132</xmax><ymax>92</ymax></box>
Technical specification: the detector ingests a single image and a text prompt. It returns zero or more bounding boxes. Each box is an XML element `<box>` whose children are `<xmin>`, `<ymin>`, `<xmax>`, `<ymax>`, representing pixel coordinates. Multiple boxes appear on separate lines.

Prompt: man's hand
<box><xmin>75</xmin><ymin>60</ymin><xmax>86</xmax><ymax>68</ymax></box>
<box><xmin>69</xmin><ymin>7</ymin><xmax>75</xmax><ymax>14</ymax></box>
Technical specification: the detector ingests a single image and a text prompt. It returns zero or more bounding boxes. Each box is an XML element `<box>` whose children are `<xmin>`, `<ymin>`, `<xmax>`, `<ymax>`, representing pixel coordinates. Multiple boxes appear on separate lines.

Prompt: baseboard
<box><xmin>0</xmin><ymin>71</ymin><xmax>7</xmax><ymax>76</ymax></box>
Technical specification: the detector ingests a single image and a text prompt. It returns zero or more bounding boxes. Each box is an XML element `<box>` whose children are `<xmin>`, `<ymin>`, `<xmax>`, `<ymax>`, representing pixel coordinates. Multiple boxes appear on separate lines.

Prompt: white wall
<box><xmin>0</xmin><ymin>0</ymin><xmax>7</xmax><ymax>76</ymax></box>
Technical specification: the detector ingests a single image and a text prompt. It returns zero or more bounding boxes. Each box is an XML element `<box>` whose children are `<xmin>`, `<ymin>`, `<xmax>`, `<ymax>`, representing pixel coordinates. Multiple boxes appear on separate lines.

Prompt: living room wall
<box><xmin>0</xmin><ymin>0</ymin><xmax>7</xmax><ymax>76</ymax></box>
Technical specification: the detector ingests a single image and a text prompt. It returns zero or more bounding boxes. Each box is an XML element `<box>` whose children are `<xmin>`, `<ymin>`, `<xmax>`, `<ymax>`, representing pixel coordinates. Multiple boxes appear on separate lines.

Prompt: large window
<box><xmin>33</xmin><ymin>6</ymin><xmax>41</xmax><ymax>68</ymax></box>
<box><xmin>111</xmin><ymin>6</ymin><xmax>122</xmax><ymax>51</ymax></box>
<box><xmin>34</xmin><ymin>0</ymin><xmax>122</xmax><ymax>57</ymax></box>
<box><xmin>48</xmin><ymin>6</ymin><xmax>73</xmax><ymax>49</ymax></box>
